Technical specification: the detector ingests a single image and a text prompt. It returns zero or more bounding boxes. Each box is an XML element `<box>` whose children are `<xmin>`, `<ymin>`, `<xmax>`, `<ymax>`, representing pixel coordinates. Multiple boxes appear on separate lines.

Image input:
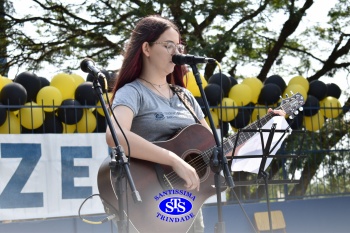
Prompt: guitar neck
<box><xmin>222</xmin><ymin>111</ymin><xmax>276</xmax><ymax>154</ymax></box>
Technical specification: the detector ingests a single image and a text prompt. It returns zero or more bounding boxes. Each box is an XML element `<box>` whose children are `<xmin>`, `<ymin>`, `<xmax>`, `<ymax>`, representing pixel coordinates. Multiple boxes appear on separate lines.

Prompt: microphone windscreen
<box><xmin>80</xmin><ymin>58</ymin><xmax>95</xmax><ymax>73</ymax></box>
<box><xmin>172</xmin><ymin>54</ymin><xmax>185</xmax><ymax>65</ymax></box>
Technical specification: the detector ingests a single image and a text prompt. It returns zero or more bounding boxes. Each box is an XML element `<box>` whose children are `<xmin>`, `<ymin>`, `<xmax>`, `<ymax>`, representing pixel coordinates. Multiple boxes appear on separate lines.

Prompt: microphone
<box><xmin>80</xmin><ymin>58</ymin><xmax>106</xmax><ymax>79</ymax></box>
<box><xmin>172</xmin><ymin>54</ymin><xmax>216</xmax><ymax>65</ymax></box>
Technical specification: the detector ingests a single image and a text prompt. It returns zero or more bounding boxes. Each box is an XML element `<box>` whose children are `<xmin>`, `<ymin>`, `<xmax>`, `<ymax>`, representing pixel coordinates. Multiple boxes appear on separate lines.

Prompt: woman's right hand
<box><xmin>170</xmin><ymin>153</ymin><xmax>200</xmax><ymax>191</ymax></box>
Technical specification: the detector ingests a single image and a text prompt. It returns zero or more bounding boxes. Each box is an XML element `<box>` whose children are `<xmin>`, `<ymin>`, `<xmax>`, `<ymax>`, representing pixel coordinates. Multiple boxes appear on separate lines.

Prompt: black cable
<box><xmin>78</xmin><ymin>194</ymin><xmax>117</xmax><ymax>225</ymax></box>
<box><xmin>230</xmin><ymin>188</ymin><xmax>259</xmax><ymax>233</ymax></box>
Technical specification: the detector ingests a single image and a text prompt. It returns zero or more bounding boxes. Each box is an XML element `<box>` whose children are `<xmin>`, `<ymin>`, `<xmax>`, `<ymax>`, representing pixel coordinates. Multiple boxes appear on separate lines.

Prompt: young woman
<box><xmin>105</xmin><ymin>14</ymin><xmax>285</xmax><ymax>233</ymax></box>
<box><xmin>106</xmin><ymin>15</ymin><xmax>207</xmax><ymax>233</ymax></box>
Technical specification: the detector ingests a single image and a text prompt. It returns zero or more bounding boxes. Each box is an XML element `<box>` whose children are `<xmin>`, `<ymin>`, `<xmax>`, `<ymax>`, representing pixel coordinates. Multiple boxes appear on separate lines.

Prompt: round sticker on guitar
<box><xmin>159</xmin><ymin>197</ymin><xmax>192</xmax><ymax>215</ymax></box>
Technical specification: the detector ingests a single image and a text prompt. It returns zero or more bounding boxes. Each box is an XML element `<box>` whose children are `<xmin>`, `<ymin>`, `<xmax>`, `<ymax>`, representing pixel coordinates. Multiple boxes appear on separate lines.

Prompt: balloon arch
<box><xmin>0</xmin><ymin>71</ymin><xmax>342</xmax><ymax>134</ymax></box>
<box><xmin>185</xmin><ymin>72</ymin><xmax>342</xmax><ymax>134</ymax></box>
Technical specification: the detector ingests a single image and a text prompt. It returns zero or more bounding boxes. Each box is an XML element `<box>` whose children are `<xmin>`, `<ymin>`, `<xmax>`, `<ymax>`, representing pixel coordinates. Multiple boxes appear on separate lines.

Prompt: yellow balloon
<box><xmin>283</xmin><ymin>84</ymin><xmax>307</xmax><ymax>101</ymax></box>
<box><xmin>0</xmin><ymin>111</ymin><xmax>21</xmax><ymax>134</ymax></box>
<box><xmin>0</xmin><ymin>76</ymin><xmax>13</xmax><ymax>91</ymax></box>
<box><xmin>36</xmin><ymin>86</ymin><xmax>63</xmax><ymax>112</ymax></box>
<box><xmin>62</xmin><ymin>122</ymin><xmax>77</xmax><ymax>133</ymax></box>
<box><xmin>304</xmin><ymin>111</ymin><xmax>325</xmax><ymax>131</ymax></box>
<box><xmin>96</xmin><ymin>92</ymin><xmax>113</xmax><ymax>116</ymax></box>
<box><xmin>228</xmin><ymin>83</ymin><xmax>252</xmax><ymax>106</ymax></box>
<box><xmin>183</xmin><ymin>72</ymin><xmax>207</xmax><ymax>97</ymax></box>
<box><xmin>319</xmin><ymin>96</ymin><xmax>341</xmax><ymax>118</ymax></box>
<box><xmin>50</xmin><ymin>73</ymin><xmax>76</xmax><ymax>100</ymax></box>
<box><xmin>205</xmin><ymin>110</ymin><xmax>219</xmax><ymax>128</ymax></box>
<box><xmin>288</xmin><ymin>75</ymin><xmax>309</xmax><ymax>93</ymax></box>
<box><xmin>214</xmin><ymin>98</ymin><xmax>238</xmax><ymax>122</ymax></box>
<box><xmin>251</xmin><ymin>105</ymin><xmax>269</xmax><ymax>122</ymax></box>
<box><xmin>77</xmin><ymin>109</ymin><xmax>96</xmax><ymax>133</ymax></box>
<box><xmin>19</xmin><ymin>102</ymin><xmax>45</xmax><ymax>129</ymax></box>
<box><xmin>242</xmin><ymin>77</ymin><xmax>263</xmax><ymax>103</ymax></box>
<box><xmin>70</xmin><ymin>73</ymin><xmax>85</xmax><ymax>86</ymax></box>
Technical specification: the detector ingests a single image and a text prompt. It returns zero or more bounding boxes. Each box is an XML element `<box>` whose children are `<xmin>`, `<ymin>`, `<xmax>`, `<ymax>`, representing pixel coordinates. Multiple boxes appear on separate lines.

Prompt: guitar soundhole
<box><xmin>183</xmin><ymin>150</ymin><xmax>210</xmax><ymax>182</ymax></box>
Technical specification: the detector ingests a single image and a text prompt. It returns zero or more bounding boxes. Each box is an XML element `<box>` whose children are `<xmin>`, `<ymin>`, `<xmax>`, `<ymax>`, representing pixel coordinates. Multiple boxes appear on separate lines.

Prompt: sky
<box><xmin>6</xmin><ymin>0</ymin><xmax>350</xmax><ymax>105</ymax></box>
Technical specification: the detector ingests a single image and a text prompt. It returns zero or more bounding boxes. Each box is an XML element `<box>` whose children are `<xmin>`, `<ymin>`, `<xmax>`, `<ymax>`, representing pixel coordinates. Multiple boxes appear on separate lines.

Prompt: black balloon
<box><xmin>57</xmin><ymin>99</ymin><xmax>83</xmax><ymax>124</ymax></box>
<box><xmin>228</xmin><ymin>76</ymin><xmax>238</xmax><ymax>88</ymax></box>
<box><xmin>75</xmin><ymin>82</ymin><xmax>99</xmax><ymax>106</ymax></box>
<box><xmin>93</xmin><ymin>110</ymin><xmax>107</xmax><ymax>133</ymax></box>
<box><xmin>286</xmin><ymin>112</ymin><xmax>304</xmax><ymax>130</ymax></box>
<box><xmin>21</xmin><ymin>126</ymin><xmax>34</xmax><ymax>134</ymax></box>
<box><xmin>326</xmin><ymin>83</ymin><xmax>341</xmax><ymax>99</ymax></box>
<box><xmin>0</xmin><ymin>103</ymin><xmax>7</xmax><ymax>126</ymax></box>
<box><xmin>204</xmin><ymin>83</ymin><xmax>224</xmax><ymax>106</ymax></box>
<box><xmin>208</xmin><ymin>73</ymin><xmax>231</xmax><ymax>97</ymax></box>
<box><xmin>308</xmin><ymin>80</ymin><xmax>327</xmax><ymax>100</ymax></box>
<box><xmin>265</xmin><ymin>75</ymin><xmax>286</xmax><ymax>93</ymax></box>
<box><xmin>258</xmin><ymin>83</ymin><xmax>281</xmax><ymax>105</ymax></box>
<box><xmin>35</xmin><ymin>112</ymin><xmax>64</xmax><ymax>133</ymax></box>
<box><xmin>230</xmin><ymin>103</ymin><xmax>254</xmax><ymax>129</ymax></box>
<box><xmin>0</xmin><ymin>83</ymin><xmax>27</xmax><ymax>110</ymax></box>
<box><xmin>39</xmin><ymin>77</ymin><xmax>51</xmax><ymax>88</ymax></box>
<box><xmin>303</xmin><ymin>95</ymin><xmax>320</xmax><ymax>116</ymax></box>
<box><xmin>14</xmin><ymin>71</ymin><xmax>41</xmax><ymax>102</ymax></box>
<box><xmin>86</xmin><ymin>69</ymin><xmax>117</xmax><ymax>93</ymax></box>
<box><xmin>219</xmin><ymin>120</ymin><xmax>230</xmax><ymax>137</ymax></box>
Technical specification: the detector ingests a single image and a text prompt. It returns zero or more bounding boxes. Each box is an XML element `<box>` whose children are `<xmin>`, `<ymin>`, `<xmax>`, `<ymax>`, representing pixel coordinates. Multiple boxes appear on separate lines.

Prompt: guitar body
<box><xmin>98</xmin><ymin>124</ymin><xmax>226</xmax><ymax>233</ymax></box>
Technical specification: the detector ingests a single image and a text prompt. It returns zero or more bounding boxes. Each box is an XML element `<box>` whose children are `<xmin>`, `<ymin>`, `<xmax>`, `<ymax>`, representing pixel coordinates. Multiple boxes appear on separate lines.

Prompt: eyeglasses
<box><xmin>149</xmin><ymin>41</ymin><xmax>185</xmax><ymax>54</ymax></box>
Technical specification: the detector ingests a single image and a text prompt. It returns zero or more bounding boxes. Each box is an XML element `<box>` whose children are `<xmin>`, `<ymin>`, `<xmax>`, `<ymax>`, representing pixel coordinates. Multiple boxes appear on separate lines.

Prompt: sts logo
<box><xmin>159</xmin><ymin>198</ymin><xmax>192</xmax><ymax>215</ymax></box>
<box><xmin>154</xmin><ymin>189</ymin><xmax>196</xmax><ymax>223</ymax></box>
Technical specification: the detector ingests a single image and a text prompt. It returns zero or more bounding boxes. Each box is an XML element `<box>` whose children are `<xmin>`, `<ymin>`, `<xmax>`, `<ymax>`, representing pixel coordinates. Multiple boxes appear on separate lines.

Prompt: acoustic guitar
<box><xmin>97</xmin><ymin>93</ymin><xmax>304</xmax><ymax>233</ymax></box>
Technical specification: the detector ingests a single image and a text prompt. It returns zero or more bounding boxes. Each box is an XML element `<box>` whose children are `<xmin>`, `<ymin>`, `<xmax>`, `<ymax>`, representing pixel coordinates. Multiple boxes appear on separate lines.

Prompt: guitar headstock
<box><xmin>279</xmin><ymin>93</ymin><xmax>305</xmax><ymax>119</ymax></box>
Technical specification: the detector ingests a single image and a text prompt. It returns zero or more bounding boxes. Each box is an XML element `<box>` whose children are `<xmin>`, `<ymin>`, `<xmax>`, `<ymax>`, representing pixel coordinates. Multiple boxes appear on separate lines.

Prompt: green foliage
<box><xmin>1</xmin><ymin>0</ymin><xmax>348</xmax><ymax>81</ymax></box>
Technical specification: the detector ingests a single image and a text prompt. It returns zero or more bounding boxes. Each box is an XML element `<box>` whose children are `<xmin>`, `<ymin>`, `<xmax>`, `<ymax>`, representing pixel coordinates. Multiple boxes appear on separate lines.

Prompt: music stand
<box><xmin>230</xmin><ymin>118</ymin><xmax>306</xmax><ymax>233</ymax></box>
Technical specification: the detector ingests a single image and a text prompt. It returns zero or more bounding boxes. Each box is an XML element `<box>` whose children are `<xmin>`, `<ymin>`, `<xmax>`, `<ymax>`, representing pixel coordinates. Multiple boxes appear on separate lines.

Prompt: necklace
<box><xmin>139</xmin><ymin>78</ymin><xmax>168</xmax><ymax>88</ymax></box>
<box><xmin>139</xmin><ymin>78</ymin><xmax>172</xmax><ymax>101</ymax></box>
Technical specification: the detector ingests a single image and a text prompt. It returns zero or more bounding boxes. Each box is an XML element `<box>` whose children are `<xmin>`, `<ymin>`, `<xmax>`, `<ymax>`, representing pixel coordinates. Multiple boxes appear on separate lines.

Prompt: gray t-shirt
<box><xmin>112</xmin><ymin>80</ymin><xmax>205</xmax><ymax>142</ymax></box>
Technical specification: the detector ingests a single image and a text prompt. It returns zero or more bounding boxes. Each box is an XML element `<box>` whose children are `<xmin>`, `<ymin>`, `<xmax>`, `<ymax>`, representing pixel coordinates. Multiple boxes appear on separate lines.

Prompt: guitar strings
<box><xmin>164</xmin><ymin>112</ymin><xmax>275</xmax><ymax>183</ymax></box>
<box><xmin>163</xmin><ymin>105</ymin><xmax>294</xmax><ymax>186</ymax></box>
<box><xmin>165</xmin><ymin>151</ymin><xmax>211</xmax><ymax>185</ymax></box>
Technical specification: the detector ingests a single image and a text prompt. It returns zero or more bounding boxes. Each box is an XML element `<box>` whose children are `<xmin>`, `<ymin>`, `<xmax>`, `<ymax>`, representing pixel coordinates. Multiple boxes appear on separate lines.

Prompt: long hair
<box><xmin>112</xmin><ymin>15</ymin><xmax>187</xmax><ymax>97</ymax></box>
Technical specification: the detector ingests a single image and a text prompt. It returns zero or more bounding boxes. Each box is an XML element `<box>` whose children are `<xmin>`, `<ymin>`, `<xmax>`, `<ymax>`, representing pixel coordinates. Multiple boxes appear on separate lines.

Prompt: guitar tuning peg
<box><xmin>290</xmin><ymin>91</ymin><xmax>294</xmax><ymax>95</ymax></box>
<box><xmin>279</xmin><ymin>95</ymin><xmax>283</xmax><ymax>100</ymax></box>
<box><xmin>289</xmin><ymin>115</ymin><xmax>294</xmax><ymax>119</ymax></box>
<box><xmin>294</xmin><ymin>110</ymin><xmax>299</xmax><ymax>115</ymax></box>
<box><xmin>285</xmin><ymin>93</ymin><xmax>289</xmax><ymax>98</ymax></box>
<box><xmin>299</xmin><ymin>107</ymin><xmax>303</xmax><ymax>111</ymax></box>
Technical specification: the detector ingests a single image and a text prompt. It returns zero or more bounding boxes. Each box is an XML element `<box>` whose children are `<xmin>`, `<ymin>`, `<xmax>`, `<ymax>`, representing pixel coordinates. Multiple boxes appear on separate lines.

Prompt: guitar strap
<box><xmin>169</xmin><ymin>84</ymin><xmax>201</xmax><ymax>124</ymax></box>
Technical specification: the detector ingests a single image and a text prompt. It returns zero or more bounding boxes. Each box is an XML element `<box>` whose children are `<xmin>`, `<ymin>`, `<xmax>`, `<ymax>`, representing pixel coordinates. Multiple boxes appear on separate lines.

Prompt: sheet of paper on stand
<box><xmin>231</xmin><ymin>116</ymin><xmax>291</xmax><ymax>174</ymax></box>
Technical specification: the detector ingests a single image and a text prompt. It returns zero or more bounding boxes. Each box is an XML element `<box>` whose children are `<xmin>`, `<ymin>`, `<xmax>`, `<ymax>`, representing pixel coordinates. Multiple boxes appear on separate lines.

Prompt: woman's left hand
<box><xmin>268</xmin><ymin>108</ymin><xmax>286</xmax><ymax>117</ymax></box>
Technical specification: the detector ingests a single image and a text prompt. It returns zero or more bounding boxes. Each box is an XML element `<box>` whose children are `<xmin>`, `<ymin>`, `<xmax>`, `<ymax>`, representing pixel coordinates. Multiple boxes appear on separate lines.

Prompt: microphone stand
<box><xmin>189</xmin><ymin>64</ymin><xmax>234</xmax><ymax>233</ymax></box>
<box><xmin>90</xmin><ymin>72</ymin><xmax>142</xmax><ymax>233</ymax></box>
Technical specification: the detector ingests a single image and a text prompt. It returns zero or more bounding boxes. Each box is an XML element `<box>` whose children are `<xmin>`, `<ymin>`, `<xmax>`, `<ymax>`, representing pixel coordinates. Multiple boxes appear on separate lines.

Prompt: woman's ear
<box><xmin>142</xmin><ymin>42</ymin><xmax>150</xmax><ymax>57</ymax></box>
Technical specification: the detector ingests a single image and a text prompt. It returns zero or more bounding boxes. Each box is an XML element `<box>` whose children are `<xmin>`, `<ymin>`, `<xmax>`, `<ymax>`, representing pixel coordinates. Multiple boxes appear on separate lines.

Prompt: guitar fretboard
<box><xmin>222</xmin><ymin>111</ymin><xmax>275</xmax><ymax>155</ymax></box>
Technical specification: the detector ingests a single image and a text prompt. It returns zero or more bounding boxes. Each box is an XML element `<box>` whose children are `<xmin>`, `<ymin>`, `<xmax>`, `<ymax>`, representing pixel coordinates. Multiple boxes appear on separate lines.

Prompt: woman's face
<box><xmin>147</xmin><ymin>27</ymin><xmax>182</xmax><ymax>76</ymax></box>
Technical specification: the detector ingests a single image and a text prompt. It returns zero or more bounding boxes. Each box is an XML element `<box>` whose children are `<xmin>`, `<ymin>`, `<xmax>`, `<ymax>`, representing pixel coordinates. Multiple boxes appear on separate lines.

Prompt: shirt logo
<box><xmin>154</xmin><ymin>113</ymin><xmax>165</xmax><ymax>120</ymax></box>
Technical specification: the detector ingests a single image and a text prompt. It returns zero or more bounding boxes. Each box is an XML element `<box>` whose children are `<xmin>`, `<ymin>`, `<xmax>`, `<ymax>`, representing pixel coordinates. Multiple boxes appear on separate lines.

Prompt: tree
<box><xmin>1</xmin><ymin>0</ymin><xmax>349</xmax><ymax>199</ymax></box>
<box><xmin>0</xmin><ymin>0</ymin><xmax>9</xmax><ymax>76</ymax></box>
<box><xmin>2</xmin><ymin>0</ymin><xmax>349</xmax><ymax>80</ymax></box>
